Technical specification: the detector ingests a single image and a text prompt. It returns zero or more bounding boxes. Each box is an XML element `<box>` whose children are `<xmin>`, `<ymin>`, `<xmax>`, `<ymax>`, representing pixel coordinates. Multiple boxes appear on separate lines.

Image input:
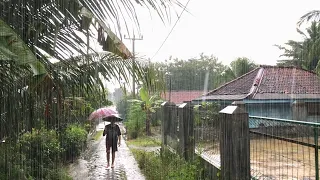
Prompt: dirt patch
<box><xmin>199</xmin><ymin>137</ymin><xmax>319</xmax><ymax>180</ymax></box>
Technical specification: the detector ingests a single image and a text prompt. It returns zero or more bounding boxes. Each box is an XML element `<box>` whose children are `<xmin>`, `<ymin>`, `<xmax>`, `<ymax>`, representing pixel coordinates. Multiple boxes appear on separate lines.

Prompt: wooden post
<box><xmin>178</xmin><ymin>103</ymin><xmax>195</xmax><ymax>161</ymax></box>
<box><xmin>219</xmin><ymin>102</ymin><xmax>250</xmax><ymax>180</ymax></box>
<box><xmin>161</xmin><ymin>102</ymin><xmax>175</xmax><ymax>147</ymax></box>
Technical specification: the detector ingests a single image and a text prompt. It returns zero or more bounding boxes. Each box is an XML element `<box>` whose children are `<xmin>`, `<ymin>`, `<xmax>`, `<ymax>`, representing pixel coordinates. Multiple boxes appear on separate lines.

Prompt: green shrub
<box><xmin>84</xmin><ymin>121</ymin><xmax>92</xmax><ymax>132</ymax></box>
<box><xmin>19</xmin><ymin>128</ymin><xmax>64</xmax><ymax>179</ymax></box>
<box><xmin>60</xmin><ymin>124</ymin><xmax>87</xmax><ymax>162</ymax></box>
<box><xmin>0</xmin><ymin>127</ymin><xmax>76</xmax><ymax>180</ymax></box>
<box><xmin>46</xmin><ymin>167</ymin><xmax>73</xmax><ymax>180</ymax></box>
<box><xmin>131</xmin><ymin>148</ymin><xmax>202</xmax><ymax>180</ymax></box>
<box><xmin>0</xmin><ymin>142</ymin><xmax>27</xmax><ymax>179</ymax></box>
<box><xmin>125</xmin><ymin>102</ymin><xmax>146</xmax><ymax>139</ymax></box>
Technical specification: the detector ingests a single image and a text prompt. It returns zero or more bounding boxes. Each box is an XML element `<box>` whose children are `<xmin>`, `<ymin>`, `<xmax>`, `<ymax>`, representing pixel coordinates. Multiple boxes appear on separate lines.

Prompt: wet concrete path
<box><xmin>69</xmin><ymin>122</ymin><xmax>145</xmax><ymax>180</ymax></box>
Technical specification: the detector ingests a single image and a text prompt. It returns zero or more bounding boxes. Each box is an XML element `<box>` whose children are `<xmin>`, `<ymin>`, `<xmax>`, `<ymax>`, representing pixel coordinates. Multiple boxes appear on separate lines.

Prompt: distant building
<box><xmin>193</xmin><ymin>65</ymin><xmax>320</xmax><ymax>122</ymax></box>
<box><xmin>161</xmin><ymin>90</ymin><xmax>204</xmax><ymax>105</ymax></box>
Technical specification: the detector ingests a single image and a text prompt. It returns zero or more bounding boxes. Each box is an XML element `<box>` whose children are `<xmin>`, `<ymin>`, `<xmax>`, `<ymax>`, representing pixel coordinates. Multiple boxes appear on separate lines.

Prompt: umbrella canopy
<box><xmin>88</xmin><ymin>107</ymin><xmax>118</xmax><ymax>121</ymax></box>
<box><xmin>103</xmin><ymin>114</ymin><xmax>123</xmax><ymax>122</ymax></box>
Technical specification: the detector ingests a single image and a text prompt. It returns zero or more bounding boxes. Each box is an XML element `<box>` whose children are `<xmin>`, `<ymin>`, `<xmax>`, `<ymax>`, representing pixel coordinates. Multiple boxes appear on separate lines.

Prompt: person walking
<box><xmin>103</xmin><ymin>117</ymin><xmax>121</xmax><ymax>168</ymax></box>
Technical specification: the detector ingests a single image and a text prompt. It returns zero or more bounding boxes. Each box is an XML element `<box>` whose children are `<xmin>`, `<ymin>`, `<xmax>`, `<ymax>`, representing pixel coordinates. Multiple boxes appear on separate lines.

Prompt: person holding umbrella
<box><xmin>102</xmin><ymin>115</ymin><xmax>122</xmax><ymax>168</ymax></box>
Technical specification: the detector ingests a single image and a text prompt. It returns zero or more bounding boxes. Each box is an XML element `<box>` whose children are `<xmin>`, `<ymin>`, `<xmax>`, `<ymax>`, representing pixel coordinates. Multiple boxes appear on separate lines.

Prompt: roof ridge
<box><xmin>250</xmin><ymin>68</ymin><xmax>265</xmax><ymax>99</ymax></box>
<box><xmin>260</xmin><ymin>65</ymin><xmax>318</xmax><ymax>75</ymax></box>
<box><xmin>205</xmin><ymin>67</ymin><xmax>261</xmax><ymax>96</ymax></box>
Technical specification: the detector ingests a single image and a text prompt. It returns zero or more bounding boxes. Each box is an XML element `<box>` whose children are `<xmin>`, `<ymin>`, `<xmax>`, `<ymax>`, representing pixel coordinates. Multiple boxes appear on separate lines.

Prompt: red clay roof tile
<box><xmin>203</xmin><ymin>66</ymin><xmax>320</xmax><ymax>100</ymax></box>
<box><xmin>161</xmin><ymin>91</ymin><xmax>204</xmax><ymax>104</ymax></box>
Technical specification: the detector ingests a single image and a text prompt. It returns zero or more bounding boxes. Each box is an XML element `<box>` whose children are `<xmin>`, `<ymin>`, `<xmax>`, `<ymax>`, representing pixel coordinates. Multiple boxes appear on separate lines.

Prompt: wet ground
<box><xmin>69</xmin><ymin>122</ymin><xmax>145</xmax><ymax>180</ymax></box>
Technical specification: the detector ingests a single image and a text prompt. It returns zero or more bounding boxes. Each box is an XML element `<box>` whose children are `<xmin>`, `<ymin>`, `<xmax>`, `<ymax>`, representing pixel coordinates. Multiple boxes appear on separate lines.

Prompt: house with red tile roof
<box><xmin>193</xmin><ymin>65</ymin><xmax>320</xmax><ymax>122</ymax></box>
<box><xmin>161</xmin><ymin>90</ymin><xmax>204</xmax><ymax>105</ymax></box>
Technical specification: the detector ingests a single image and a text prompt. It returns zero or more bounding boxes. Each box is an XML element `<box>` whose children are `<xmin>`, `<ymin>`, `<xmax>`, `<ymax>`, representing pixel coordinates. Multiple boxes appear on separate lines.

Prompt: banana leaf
<box><xmin>0</xmin><ymin>19</ymin><xmax>47</xmax><ymax>76</ymax></box>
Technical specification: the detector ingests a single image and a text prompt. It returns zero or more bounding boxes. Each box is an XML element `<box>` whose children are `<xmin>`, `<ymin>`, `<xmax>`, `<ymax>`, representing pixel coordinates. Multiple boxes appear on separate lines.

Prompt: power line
<box><xmin>151</xmin><ymin>0</ymin><xmax>192</xmax><ymax>60</ymax></box>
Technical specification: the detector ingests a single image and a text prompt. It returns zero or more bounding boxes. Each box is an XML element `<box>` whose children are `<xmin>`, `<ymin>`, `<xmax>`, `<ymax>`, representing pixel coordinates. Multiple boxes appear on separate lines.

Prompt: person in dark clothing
<box><xmin>103</xmin><ymin>117</ymin><xmax>121</xmax><ymax>168</ymax></box>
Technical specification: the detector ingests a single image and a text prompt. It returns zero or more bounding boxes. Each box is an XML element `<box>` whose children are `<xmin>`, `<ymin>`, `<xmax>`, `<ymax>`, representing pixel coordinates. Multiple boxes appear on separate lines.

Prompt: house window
<box><xmin>307</xmin><ymin>102</ymin><xmax>320</xmax><ymax>116</ymax></box>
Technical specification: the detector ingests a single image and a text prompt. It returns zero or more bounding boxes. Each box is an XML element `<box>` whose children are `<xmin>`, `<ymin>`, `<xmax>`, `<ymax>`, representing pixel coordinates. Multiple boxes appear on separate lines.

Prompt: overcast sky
<box><xmin>120</xmin><ymin>0</ymin><xmax>320</xmax><ymax>66</ymax></box>
<box><xmin>107</xmin><ymin>0</ymin><xmax>320</xmax><ymax>93</ymax></box>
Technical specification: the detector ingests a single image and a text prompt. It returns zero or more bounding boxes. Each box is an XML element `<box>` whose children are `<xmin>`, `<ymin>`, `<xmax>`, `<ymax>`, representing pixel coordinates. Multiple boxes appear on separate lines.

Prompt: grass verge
<box><xmin>93</xmin><ymin>130</ymin><xmax>103</xmax><ymax>141</ymax></box>
<box><xmin>127</xmin><ymin>135</ymin><xmax>204</xmax><ymax>180</ymax></box>
<box><xmin>130</xmin><ymin>148</ymin><xmax>203</xmax><ymax>180</ymax></box>
<box><xmin>126</xmin><ymin>136</ymin><xmax>161</xmax><ymax>147</ymax></box>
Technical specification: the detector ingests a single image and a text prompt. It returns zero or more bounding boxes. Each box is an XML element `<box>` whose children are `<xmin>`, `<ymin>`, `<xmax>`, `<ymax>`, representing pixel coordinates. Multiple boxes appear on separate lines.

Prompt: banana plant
<box><xmin>0</xmin><ymin>19</ymin><xmax>46</xmax><ymax>76</ymax></box>
<box><xmin>128</xmin><ymin>87</ymin><xmax>163</xmax><ymax>136</ymax></box>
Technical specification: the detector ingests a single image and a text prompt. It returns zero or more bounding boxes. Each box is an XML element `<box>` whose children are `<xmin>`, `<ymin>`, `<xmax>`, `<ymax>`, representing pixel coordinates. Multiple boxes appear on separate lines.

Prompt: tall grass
<box><xmin>131</xmin><ymin>148</ymin><xmax>203</xmax><ymax>180</ymax></box>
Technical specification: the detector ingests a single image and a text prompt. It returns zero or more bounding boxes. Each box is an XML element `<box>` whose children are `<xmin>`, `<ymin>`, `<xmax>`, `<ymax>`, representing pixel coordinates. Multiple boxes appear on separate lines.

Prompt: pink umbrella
<box><xmin>88</xmin><ymin>107</ymin><xmax>118</xmax><ymax>121</ymax></box>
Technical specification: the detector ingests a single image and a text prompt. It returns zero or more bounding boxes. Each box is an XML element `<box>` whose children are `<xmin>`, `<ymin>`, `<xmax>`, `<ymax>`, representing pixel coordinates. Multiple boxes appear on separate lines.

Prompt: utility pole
<box><xmin>124</xmin><ymin>33</ymin><xmax>143</xmax><ymax>98</ymax></box>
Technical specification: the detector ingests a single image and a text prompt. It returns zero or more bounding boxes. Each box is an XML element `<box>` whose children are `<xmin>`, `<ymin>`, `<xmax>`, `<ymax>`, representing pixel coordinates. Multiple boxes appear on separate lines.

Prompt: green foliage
<box><xmin>0</xmin><ymin>19</ymin><xmax>47</xmax><ymax>76</ymax></box>
<box><xmin>93</xmin><ymin>130</ymin><xmax>103</xmax><ymax>141</ymax></box>
<box><xmin>83</xmin><ymin>86</ymin><xmax>113</xmax><ymax>110</ymax></box>
<box><xmin>131</xmin><ymin>148</ymin><xmax>202</xmax><ymax>180</ymax></box>
<box><xmin>0</xmin><ymin>142</ymin><xmax>27</xmax><ymax>179</ymax></box>
<box><xmin>0</xmin><ymin>125</ymin><xmax>86</xmax><ymax>179</ymax></box>
<box><xmin>60</xmin><ymin>124</ymin><xmax>88</xmax><ymax>162</ymax></box>
<box><xmin>84</xmin><ymin>121</ymin><xmax>93</xmax><ymax>132</ymax></box>
<box><xmin>230</xmin><ymin>57</ymin><xmax>257</xmax><ymax>77</ymax></box>
<box><xmin>126</xmin><ymin>136</ymin><xmax>161</xmax><ymax>147</ymax></box>
<box><xmin>298</xmin><ymin>10</ymin><xmax>320</xmax><ymax>27</ymax></box>
<box><xmin>140</xmin><ymin>87</ymin><xmax>150</xmax><ymax>104</ymax></box>
<box><xmin>194</xmin><ymin>102</ymin><xmax>221</xmax><ymax>126</ymax></box>
<box><xmin>20</xmin><ymin>128</ymin><xmax>63</xmax><ymax>166</ymax></box>
<box><xmin>138</xmin><ymin>62</ymin><xmax>166</xmax><ymax>94</ymax></box>
<box><xmin>116</xmin><ymin>95</ymin><xmax>131</xmax><ymax>120</ymax></box>
<box><xmin>276</xmin><ymin>22</ymin><xmax>320</xmax><ymax>74</ymax></box>
<box><xmin>156</xmin><ymin>54</ymin><xmax>257</xmax><ymax>92</ymax></box>
<box><xmin>19</xmin><ymin>128</ymin><xmax>65</xmax><ymax>179</ymax></box>
<box><xmin>125</xmin><ymin>101</ymin><xmax>146</xmax><ymax>139</ymax></box>
<box><xmin>139</xmin><ymin>87</ymin><xmax>163</xmax><ymax>113</ymax></box>
<box><xmin>129</xmin><ymin>88</ymin><xmax>163</xmax><ymax>136</ymax></box>
<box><xmin>156</xmin><ymin>54</ymin><xmax>231</xmax><ymax>91</ymax></box>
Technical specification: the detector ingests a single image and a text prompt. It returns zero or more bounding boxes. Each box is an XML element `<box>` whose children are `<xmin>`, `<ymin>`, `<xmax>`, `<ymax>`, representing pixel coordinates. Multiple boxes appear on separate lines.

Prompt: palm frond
<box><xmin>298</xmin><ymin>10</ymin><xmax>320</xmax><ymax>26</ymax></box>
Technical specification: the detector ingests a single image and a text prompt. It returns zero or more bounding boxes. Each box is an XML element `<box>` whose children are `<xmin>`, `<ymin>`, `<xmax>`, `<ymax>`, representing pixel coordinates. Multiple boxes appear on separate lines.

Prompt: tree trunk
<box><xmin>146</xmin><ymin>111</ymin><xmax>151</xmax><ymax>136</ymax></box>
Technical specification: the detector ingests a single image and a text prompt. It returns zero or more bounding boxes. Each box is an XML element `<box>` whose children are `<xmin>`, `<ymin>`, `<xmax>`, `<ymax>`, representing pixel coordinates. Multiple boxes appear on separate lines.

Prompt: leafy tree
<box><xmin>116</xmin><ymin>92</ymin><xmax>134</xmax><ymax>121</ymax></box>
<box><xmin>276</xmin><ymin>22</ymin><xmax>320</xmax><ymax>74</ymax></box>
<box><xmin>230</xmin><ymin>57</ymin><xmax>257</xmax><ymax>77</ymax></box>
<box><xmin>156</xmin><ymin>54</ymin><xmax>227</xmax><ymax>91</ymax></box>
<box><xmin>155</xmin><ymin>54</ymin><xmax>255</xmax><ymax>92</ymax></box>
<box><xmin>125</xmin><ymin>100</ymin><xmax>146</xmax><ymax>139</ymax></box>
<box><xmin>116</xmin><ymin>97</ymin><xmax>130</xmax><ymax>121</ymax></box>
<box><xmin>219</xmin><ymin>67</ymin><xmax>236</xmax><ymax>84</ymax></box>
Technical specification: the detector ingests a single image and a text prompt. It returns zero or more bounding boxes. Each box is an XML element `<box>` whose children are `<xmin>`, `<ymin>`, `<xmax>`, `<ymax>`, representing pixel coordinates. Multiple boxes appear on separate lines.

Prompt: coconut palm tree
<box><xmin>298</xmin><ymin>10</ymin><xmax>320</xmax><ymax>26</ymax></box>
<box><xmin>276</xmin><ymin>22</ymin><xmax>320</xmax><ymax>73</ymax></box>
<box><xmin>0</xmin><ymin>0</ymin><xmax>178</xmax><ymax>139</ymax></box>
